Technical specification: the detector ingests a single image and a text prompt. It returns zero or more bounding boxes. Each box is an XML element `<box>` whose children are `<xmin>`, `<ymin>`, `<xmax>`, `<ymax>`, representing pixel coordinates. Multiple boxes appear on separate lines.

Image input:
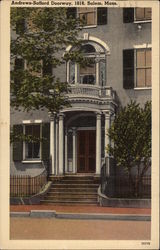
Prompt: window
<box><xmin>68</xmin><ymin>42</ymin><xmax>106</xmax><ymax>86</ymax></box>
<box><xmin>78</xmin><ymin>8</ymin><xmax>96</xmax><ymax>26</ymax></box>
<box><xmin>123</xmin><ymin>48</ymin><xmax>151</xmax><ymax>89</ymax></box>
<box><xmin>13</xmin><ymin>123</ymin><xmax>50</xmax><ymax>162</ymax></box>
<box><xmin>135</xmin><ymin>8</ymin><xmax>151</xmax><ymax>21</ymax></box>
<box><xmin>136</xmin><ymin>49</ymin><xmax>151</xmax><ymax>87</ymax></box>
<box><xmin>68</xmin><ymin>8</ymin><xmax>107</xmax><ymax>27</ymax></box>
<box><xmin>123</xmin><ymin>8</ymin><xmax>151</xmax><ymax>23</ymax></box>
<box><xmin>24</xmin><ymin>124</ymin><xmax>41</xmax><ymax>160</ymax></box>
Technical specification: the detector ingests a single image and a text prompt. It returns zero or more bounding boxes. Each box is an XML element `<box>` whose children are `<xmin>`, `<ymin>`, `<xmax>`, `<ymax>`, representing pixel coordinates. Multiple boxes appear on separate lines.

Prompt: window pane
<box><xmin>33</xmin><ymin>125</ymin><xmax>40</xmax><ymax>139</ymax></box>
<box><xmin>146</xmin><ymin>49</ymin><xmax>151</xmax><ymax>67</ymax></box>
<box><xmin>25</xmin><ymin>125</ymin><xmax>40</xmax><ymax>159</ymax></box>
<box><xmin>33</xmin><ymin>142</ymin><xmax>40</xmax><ymax>158</ymax></box>
<box><xmin>80</xmin><ymin>64</ymin><xmax>95</xmax><ymax>74</ymax></box>
<box><xmin>69</xmin><ymin>62</ymin><xmax>75</xmax><ymax>83</ymax></box>
<box><xmin>145</xmin><ymin>8</ymin><xmax>151</xmax><ymax>20</ymax></box>
<box><xmin>79</xmin><ymin>13</ymin><xmax>87</xmax><ymax>25</ymax></box>
<box><xmin>135</xmin><ymin>8</ymin><xmax>145</xmax><ymax>21</ymax></box>
<box><xmin>137</xmin><ymin>50</ymin><xmax>145</xmax><ymax>67</ymax></box>
<box><xmin>87</xmin><ymin>12</ymin><xmax>96</xmax><ymax>25</ymax></box>
<box><xmin>146</xmin><ymin>68</ymin><xmax>151</xmax><ymax>87</ymax></box>
<box><xmin>137</xmin><ymin>69</ymin><xmax>145</xmax><ymax>87</ymax></box>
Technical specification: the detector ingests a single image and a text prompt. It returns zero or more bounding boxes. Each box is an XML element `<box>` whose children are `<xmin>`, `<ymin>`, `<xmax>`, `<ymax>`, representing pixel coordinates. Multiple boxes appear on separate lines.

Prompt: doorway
<box><xmin>77</xmin><ymin>130</ymin><xmax>96</xmax><ymax>173</ymax></box>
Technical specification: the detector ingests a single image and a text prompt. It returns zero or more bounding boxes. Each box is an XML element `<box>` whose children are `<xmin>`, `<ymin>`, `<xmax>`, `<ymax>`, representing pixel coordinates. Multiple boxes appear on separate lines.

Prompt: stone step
<box><xmin>51</xmin><ymin>184</ymin><xmax>99</xmax><ymax>189</ymax></box>
<box><xmin>46</xmin><ymin>193</ymin><xmax>97</xmax><ymax>198</ymax></box>
<box><xmin>49</xmin><ymin>175</ymin><xmax>99</xmax><ymax>180</ymax></box>
<box><xmin>52</xmin><ymin>179</ymin><xmax>99</xmax><ymax>184</ymax></box>
<box><xmin>41</xmin><ymin>199</ymin><xmax>98</xmax><ymax>204</ymax></box>
<box><xmin>49</xmin><ymin>187</ymin><xmax>98</xmax><ymax>192</ymax></box>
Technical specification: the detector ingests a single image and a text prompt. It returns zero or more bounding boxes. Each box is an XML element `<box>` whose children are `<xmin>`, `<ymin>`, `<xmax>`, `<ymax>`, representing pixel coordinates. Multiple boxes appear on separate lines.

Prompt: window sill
<box><xmin>82</xmin><ymin>25</ymin><xmax>97</xmax><ymax>29</ymax></box>
<box><xmin>134</xmin><ymin>87</ymin><xmax>152</xmax><ymax>90</ymax></box>
<box><xmin>134</xmin><ymin>20</ymin><xmax>151</xmax><ymax>24</ymax></box>
<box><xmin>22</xmin><ymin>160</ymin><xmax>42</xmax><ymax>163</ymax></box>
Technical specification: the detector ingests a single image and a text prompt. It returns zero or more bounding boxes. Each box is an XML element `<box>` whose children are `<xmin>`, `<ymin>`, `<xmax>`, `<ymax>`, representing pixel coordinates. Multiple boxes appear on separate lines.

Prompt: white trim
<box><xmin>22</xmin><ymin>120</ymin><xmax>31</xmax><ymax>124</ymax></box>
<box><xmin>35</xmin><ymin>120</ymin><xmax>42</xmax><ymax>124</ymax></box>
<box><xmin>22</xmin><ymin>160</ymin><xmax>42</xmax><ymax>163</ymax></box>
<box><xmin>134</xmin><ymin>43</ymin><xmax>152</xmax><ymax>49</ymax></box>
<box><xmin>134</xmin><ymin>20</ymin><xmax>151</xmax><ymax>24</ymax></box>
<box><xmin>22</xmin><ymin>120</ymin><xmax>42</xmax><ymax>124</ymax></box>
<box><xmin>134</xmin><ymin>87</ymin><xmax>152</xmax><ymax>90</ymax></box>
<box><xmin>82</xmin><ymin>25</ymin><xmax>97</xmax><ymax>29</ymax></box>
<box><xmin>66</xmin><ymin>36</ymin><xmax>110</xmax><ymax>54</ymax></box>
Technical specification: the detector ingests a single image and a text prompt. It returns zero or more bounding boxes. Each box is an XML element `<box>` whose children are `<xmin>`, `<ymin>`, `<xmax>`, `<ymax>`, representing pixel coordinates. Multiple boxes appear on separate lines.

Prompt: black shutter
<box><xmin>16</xmin><ymin>18</ymin><xmax>25</xmax><ymax>34</ymax></box>
<box><xmin>123</xmin><ymin>49</ymin><xmax>134</xmax><ymax>89</ymax></box>
<box><xmin>14</xmin><ymin>58</ymin><xmax>24</xmax><ymax>85</ymax></box>
<box><xmin>13</xmin><ymin>125</ymin><xmax>23</xmax><ymax>161</ymax></box>
<box><xmin>42</xmin><ymin>123</ymin><xmax>50</xmax><ymax>161</ymax></box>
<box><xmin>67</xmin><ymin>8</ymin><xmax>77</xmax><ymax>19</ymax></box>
<box><xmin>43</xmin><ymin>60</ymin><xmax>52</xmax><ymax>76</ymax></box>
<box><xmin>123</xmin><ymin>8</ymin><xmax>134</xmax><ymax>23</ymax></box>
<box><xmin>97</xmin><ymin>8</ymin><xmax>108</xmax><ymax>25</ymax></box>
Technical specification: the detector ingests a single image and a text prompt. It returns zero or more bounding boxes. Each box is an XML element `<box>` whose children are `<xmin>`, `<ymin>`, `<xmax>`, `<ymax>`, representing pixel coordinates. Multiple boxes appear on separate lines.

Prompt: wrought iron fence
<box><xmin>10</xmin><ymin>170</ymin><xmax>47</xmax><ymax>197</ymax></box>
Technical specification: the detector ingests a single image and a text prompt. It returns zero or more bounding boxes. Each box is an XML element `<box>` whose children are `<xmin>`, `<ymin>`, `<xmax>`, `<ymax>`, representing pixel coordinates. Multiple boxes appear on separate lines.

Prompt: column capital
<box><xmin>104</xmin><ymin>111</ymin><xmax>113</xmax><ymax>119</ymax></box>
<box><xmin>95</xmin><ymin>58</ymin><xmax>100</xmax><ymax>63</ymax></box>
<box><xmin>96</xmin><ymin>112</ymin><xmax>102</xmax><ymax>120</ymax></box>
<box><xmin>48</xmin><ymin>112</ymin><xmax>56</xmax><ymax>121</ymax></box>
<box><xmin>58</xmin><ymin>113</ymin><xmax>65</xmax><ymax>120</ymax></box>
<box><xmin>72</xmin><ymin>127</ymin><xmax>77</xmax><ymax>135</ymax></box>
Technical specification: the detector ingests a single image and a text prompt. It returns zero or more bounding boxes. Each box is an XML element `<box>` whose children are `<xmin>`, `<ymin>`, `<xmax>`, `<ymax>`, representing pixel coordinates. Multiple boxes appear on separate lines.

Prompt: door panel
<box><xmin>77</xmin><ymin>130</ymin><xmax>96</xmax><ymax>173</ymax></box>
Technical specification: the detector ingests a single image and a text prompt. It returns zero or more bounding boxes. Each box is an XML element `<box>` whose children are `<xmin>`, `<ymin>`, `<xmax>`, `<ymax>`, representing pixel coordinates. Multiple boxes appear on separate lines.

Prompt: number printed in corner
<box><xmin>75</xmin><ymin>1</ymin><xmax>85</xmax><ymax>5</ymax></box>
<box><xmin>141</xmin><ymin>242</ymin><xmax>150</xmax><ymax>245</ymax></box>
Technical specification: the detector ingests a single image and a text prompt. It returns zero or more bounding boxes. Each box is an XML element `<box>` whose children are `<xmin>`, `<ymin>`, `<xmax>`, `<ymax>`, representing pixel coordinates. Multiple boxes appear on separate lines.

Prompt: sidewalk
<box><xmin>10</xmin><ymin>204</ymin><xmax>151</xmax><ymax>214</ymax></box>
<box><xmin>10</xmin><ymin>205</ymin><xmax>151</xmax><ymax>221</ymax></box>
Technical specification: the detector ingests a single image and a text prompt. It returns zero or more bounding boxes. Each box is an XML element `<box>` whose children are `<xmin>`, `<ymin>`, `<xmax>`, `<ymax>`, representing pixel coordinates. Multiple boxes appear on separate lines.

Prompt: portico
<box><xmin>49</xmin><ymin>104</ymin><xmax>115</xmax><ymax>176</ymax></box>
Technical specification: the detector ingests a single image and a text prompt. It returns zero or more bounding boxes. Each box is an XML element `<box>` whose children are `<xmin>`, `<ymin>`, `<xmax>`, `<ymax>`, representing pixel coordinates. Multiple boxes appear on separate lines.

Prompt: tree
<box><xmin>10</xmin><ymin>7</ymin><xmax>89</xmax><ymax>142</ymax></box>
<box><xmin>107</xmin><ymin>101</ymin><xmax>151</xmax><ymax>197</ymax></box>
<box><xmin>11</xmin><ymin>7</ymin><xmax>85</xmax><ymax>112</ymax></box>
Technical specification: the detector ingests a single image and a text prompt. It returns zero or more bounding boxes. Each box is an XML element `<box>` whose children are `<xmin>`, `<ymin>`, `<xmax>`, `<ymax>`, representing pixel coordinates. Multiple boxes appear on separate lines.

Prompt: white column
<box><xmin>65</xmin><ymin>129</ymin><xmax>68</xmax><ymax>173</ymax></box>
<box><xmin>104</xmin><ymin>112</ymin><xmax>111</xmax><ymax>177</ymax></box>
<box><xmin>49</xmin><ymin>113</ymin><xmax>55</xmax><ymax>175</ymax></box>
<box><xmin>75</xmin><ymin>63</ymin><xmax>78</xmax><ymax>84</ymax></box>
<box><xmin>104</xmin><ymin>112</ymin><xmax>111</xmax><ymax>157</ymax></box>
<box><xmin>55</xmin><ymin>116</ymin><xmax>59</xmax><ymax>175</ymax></box>
<box><xmin>96</xmin><ymin>113</ymin><xmax>101</xmax><ymax>175</ymax></box>
<box><xmin>95</xmin><ymin>58</ymin><xmax>99</xmax><ymax>86</ymax></box>
<box><xmin>59</xmin><ymin>113</ymin><xmax>64</xmax><ymax>175</ymax></box>
<box><xmin>72</xmin><ymin>128</ymin><xmax>76</xmax><ymax>173</ymax></box>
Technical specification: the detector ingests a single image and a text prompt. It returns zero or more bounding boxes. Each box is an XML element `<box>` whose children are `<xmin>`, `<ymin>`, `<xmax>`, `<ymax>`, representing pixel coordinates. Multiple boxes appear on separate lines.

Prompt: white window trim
<box><xmin>134</xmin><ymin>47</ymin><xmax>152</xmax><ymax>90</ymax></box>
<box><xmin>134</xmin><ymin>87</ymin><xmax>152</xmax><ymax>90</ymax></box>
<box><xmin>23</xmin><ymin>122</ymin><xmax>42</xmax><ymax>161</ymax></box>
<box><xmin>134</xmin><ymin>44</ymin><xmax>152</xmax><ymax>49</ymax></box>
<box><xmin>134</xmin><ymin>8</ymin><xmax>152</xmax><ymax>23</ymax></box>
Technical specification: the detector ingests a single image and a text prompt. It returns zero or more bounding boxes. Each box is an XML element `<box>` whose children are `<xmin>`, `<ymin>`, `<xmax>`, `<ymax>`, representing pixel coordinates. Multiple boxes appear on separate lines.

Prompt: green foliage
<box><xmin>107</xmin><ymin>101</ymin><xmax>151</xmax><ymax>197</ymax></box>
<box><xmin>10</xmin><ymin>7</ymin><xmax>85</xmax><ymax>112</ymax></box>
